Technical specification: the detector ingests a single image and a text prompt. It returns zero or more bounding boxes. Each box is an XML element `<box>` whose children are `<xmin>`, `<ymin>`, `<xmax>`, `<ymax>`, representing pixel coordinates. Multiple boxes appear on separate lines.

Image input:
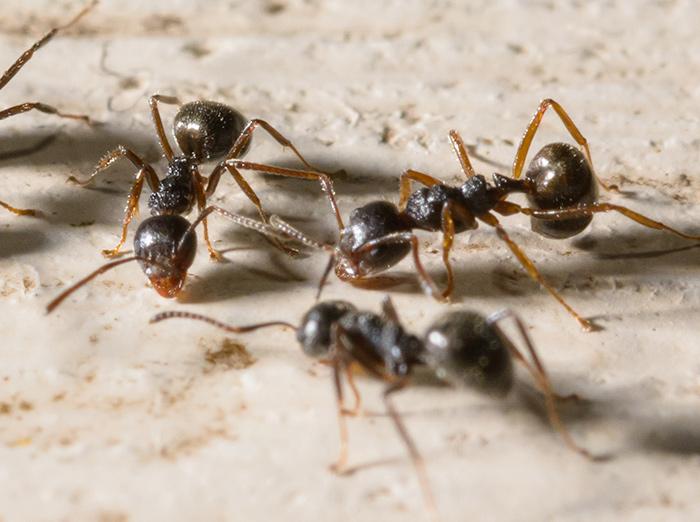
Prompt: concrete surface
<box><xmin>1</xmin><ymin>1</ymin><xmax>700</xmax><ymax>521</ymax></box>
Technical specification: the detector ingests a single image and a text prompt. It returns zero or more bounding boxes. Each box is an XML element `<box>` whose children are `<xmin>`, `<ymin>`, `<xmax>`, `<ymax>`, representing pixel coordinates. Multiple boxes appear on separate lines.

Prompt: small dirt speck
<box><xmin>182</xmin><ymin>41</ymin><xmax>211</xmax><ymax>58</ymax></box>
<box><xmin>203</xmin><ymin>338</ymin><xmax>256</xmax><ymax>370</ymax></box>
<box><xmin>265</xmin><ymin>2</ymin><xmax>286</xmax><ymax>14</ymax></box>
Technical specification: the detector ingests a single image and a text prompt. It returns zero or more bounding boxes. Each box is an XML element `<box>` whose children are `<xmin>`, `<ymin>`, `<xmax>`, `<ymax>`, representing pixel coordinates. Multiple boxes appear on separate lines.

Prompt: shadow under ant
<box><xmin>272</xmin><ymin>155</ymin><xmax>401</xmax><ymax>196</ymax></box>
<box><xmin>180</xmin><ymin>249</ymin><xmax>308</xmax><ymax>304</ymax></box>
<box><xmin>0</xmin><ymin>227</ymin><xmax>48</xmax><ymax>258</ymax></box>
<box><xmin>0</xmin><ymin>125</ymin><xmax>161</xmax><ymax>172</ymax></box>
<box><xmin>636</xmin><ymin>415</ymin><xmax>700</xmax><ymax>456</ymax></box>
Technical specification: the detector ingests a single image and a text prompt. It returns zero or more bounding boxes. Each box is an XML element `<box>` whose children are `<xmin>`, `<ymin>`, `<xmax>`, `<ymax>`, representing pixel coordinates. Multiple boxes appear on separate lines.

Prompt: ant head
<box><xmin>173</xmin><ymin>100</ymin><xmax>249</xmax><ymax>162</ymax></box>
<box><xmin>423</xmin><ymin>311</ymin><xmax>513</xmax><ymax>396</ymax></box>
<box><xmin>297</xmin><ymin>301</ymin><xmax>356</xmax><ymax>357</ymax></box>
<box><xmin>336</xmin><ymin>201</ymin><xmax>412</xmax><ymax>278</ymax></box>
<box><xmin>134</xmin><ymin>215</ymin><xmax>197</xmax><ymax>298</ymax></box>
<box><xmin>525</xmin><ymin>142</ymin><xmax>598</xmax><ymax>238</ymax></box>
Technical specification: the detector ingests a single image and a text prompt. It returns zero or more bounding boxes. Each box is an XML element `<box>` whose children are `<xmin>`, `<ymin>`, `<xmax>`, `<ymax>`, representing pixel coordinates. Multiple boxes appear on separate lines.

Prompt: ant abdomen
<box><xmin>297</xmin><ymin>301</ymin><xmax>356</xmax><ymax>357</ymax></box>
<box><xmin>338</xmin><ymin>201</ymin><xmax>413</xmax><ymax>275</ymax></box>
<box><xmin>174</xmin><ymin>100</ymin><xmax>249</xmax><ymax>162</ymax></box>
<box><xmin>423</xmin><ymin>311</ymin><xmax>513</xmax><ymax>396</ymax></box>
<box><xmin>525</xmin><ymin>142</ymin><xmax>598</xmax><ymax>239</ymax></box>
<box><xmin>134</xmin><ymin>215</ymin><xmax>197</xmax><ymax>297</ymax></box>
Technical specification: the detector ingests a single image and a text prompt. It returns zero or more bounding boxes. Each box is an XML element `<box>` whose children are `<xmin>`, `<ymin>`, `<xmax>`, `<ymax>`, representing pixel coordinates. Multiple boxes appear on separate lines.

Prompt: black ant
<box><xmin>45</xmin><ymin>204</ymin><xmax>286</xmax><ymax>310</ymax></box>
<box><xmin>259</xmin><ymin>99</ymin><xmax>700</xmax><ymax>331</ymax></box>
<box><xmin>0</xmin><ymin>1</ymin><xmax>96</xmax><ymax>216</ymax></box>
<box><xmin>67</xmin><ymin>94</ymin><xmax>341</xmax><ymax>259</ymax></box>
<box><xmin>150</xmin><ymin>296</ymin><xmax>602</xmax><ymax>519</ymax></box>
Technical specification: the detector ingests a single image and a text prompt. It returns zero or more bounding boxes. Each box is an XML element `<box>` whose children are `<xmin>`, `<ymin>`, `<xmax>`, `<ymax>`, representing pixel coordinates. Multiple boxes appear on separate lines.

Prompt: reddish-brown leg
<box><xmin>380</xmin><ymin>295</ymin><xmax>401</xmax><ymax>323</ymax></box>
<box><xmin>438</xmin><ymin>202</ymin><xmax>457</xmax><ymax>300</ymax></box>
<box><xmin>383</xmin><ymin>380</ymin><xmax>439</xmax><ymax>521</ymax></box>
<box><xmin>508</xmin><ymin>201</ymin><xmax>700</xmax><ymax>242</ymax></box>
<box><xmin>101</xmin><ymin>170</ymin><xmax>148</xmax><ymax>257</ymax></box>
<box><xmin>352</xmin><ymin>232</ymin><xmax>448</xmax><ymax>302</ymax></box>
<box><xmin>191</xmin><ymin>165</ymin><xmax>223</xmax><ymax>260</ymax></box>
<box><xmin>398</xmin><ymin>169</ymin><xmax>442</xmax><ymax>210</ymax></box>
<box><xmin>0</xmin><ymin>102</ymin><xmax>91</xmax><ymax>125</ymax></box>
<box><xmin>147</xmin><ymin>94</ymin><xmax>181</xmax><ymax>161</ymax></box>
<box><xmin>479</xmin><ymin>212</ymin><xmax>595</xmax><ymax>332</ymax></box>
<box><xmin>0</xmin><ymin>1</ymin><xmax>97</xmax><ymax>124</ymax></box>
<box><xmin>68</xmin><ymin>146</ymin><xmax>160</xmax><ymax>258</ymax></box>
<box><xmin>0</xmin><ymin>1</ymin><xmax>97</xmax><ymax>92</ymax></box>
<box><xmin>342</xmin><ymin>366</ymin><xmax>363</xmax><ymax>416</ymax></box>
<box><xmin>330</xmin><ymin>358</ymin><xmax>350</xmax><ymax>473</ymax></box>
<box><xmin>511</xmin><ymin>98</ymin><xmax>616</xmax><ymax>191</ymax></box>
<box><xmin>222</xmin><ymin>160</ymin><xmax>345</xmax><ymax>230</ymax></box>
<box><xmin>224</xmin><ymin>118</ymin><xmax>319</xmax><ymax>172</ymax></box>
<box><xmin>448</xmin><ymin>129</ymin><xmax>476</xmax><ymax>178</ymax></box>
<box><xmin>0</xmin><ymin>199</ymin><xmax>37</xmax><ymax>216</ymax></box>
<box><xmin>488</xmin><ymin>309</ymin><xmax>601</xmax><ymax>460</ymax></box>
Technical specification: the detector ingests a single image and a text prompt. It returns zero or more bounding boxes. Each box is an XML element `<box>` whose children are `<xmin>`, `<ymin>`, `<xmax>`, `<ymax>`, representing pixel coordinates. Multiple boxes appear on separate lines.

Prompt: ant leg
<box><xmin>517</xmin><ymin>203</ymin><xmax>700</xmax><ymax>242</ymax></box>
<box><xmin>448</xmin><ymin>129</ymin><xmax>476</xmax><ymax>178</ymax></box>
<box><xmin>439</xmin><ymin>202</ymin><xmax>457</xmax><ymax>300</ymax></box>
<box><xmin>511</xmin><ymin>98</ymin><xmax>616</xmax><ymax>191</ymax></box>
<box><xmin>214</xmin><ymin>163</ymin><xmax>301</xmax><ymax>256</ymax></box>
<box><xmin>0</xmin><ymin>0</ymin><xmax>97</xmax><ymax>93</ymax></box>
<box><xmin>487</xmin><ymin>310</ymin><xmax>601</xmax><ymax>460</ymax></box>
<box><xmin>224</xmin><ymin>118</ymin><xmax>321</xmax><ymax>173</ymax></box>
<box><xmin>224</xmin><ymin>160</ymin><xmax>345</xmax><ymax>231</ymax></box>
<box><xmin>479</xmin><ymin>212</ymin><xmax>595</xmax><ymax>332</ymax></box>
<box><xmin>148</xmin><ymin>94</ymin><xmax>181</xmax><ymax>161</ymax></box>
<box><xmin>191</xmin><ymin>165</ymin><xmax>223</xmax><ymax>260</ymax></box>
<box><xmin>0</xmin><ymin>102</ymin><xmax>92</xmax><ymax>125</ymax></box>
<box><xmin>101</xmin><ymin>171</ymin><xmax>151</xmax><ymax>257</ymax></box>
<box><xmin>330</xmin><ymin>358</ymin><xmax>350</xmax><ymax>473</ymax></box>
<box><xmin>398</xmin><ymin>169</ymin><xmax>442</xmax><ymax>210</ymax></box>
<box><xmin>354</xmin><ymin>232</ymin><xmax>448</xmax><ymax>302</ymax></box>
<box><xmin>342</xmin><ymin>366</ymin><xmax>363</xmax><ymax>416</ymax></box>
<box><xmin>69</xmin><ymin>147</ymin><xmax>159</xmax><ymax>258</ymax></box>
<box><xmin>383</xmin><ymin>380</ymin><xmax>439</xmax><ymax>520</ymax></box>
<box><xmin>205</xmin><ymin>164</ymin><xmax>298</xmax><ymax>257</ymax></box>
<box><xmin>205</xmin><ymin>163</ymin><xmax>266</xmax><ymax>220</ymax></box>
<box><xmin>67</xmin><ymin>145</ymin><xmax>159</xmax><ymax>189</ymax></box>
<box><xmin>0</xmin><ymin>199</ymin><xmax>37</xmax><ymax>217</ymax></box>
<box><xmin>380</xmin><ymin>295</ymin><xmax>401</xmax><ymax>323</ymax></box>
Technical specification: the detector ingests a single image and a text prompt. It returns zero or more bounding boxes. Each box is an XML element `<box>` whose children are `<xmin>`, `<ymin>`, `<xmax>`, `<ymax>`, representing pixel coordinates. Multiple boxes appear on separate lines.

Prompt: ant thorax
<box><xmin>147</xmin><ymin>156</ymin><xmax>197</xmax><ymax>216</ymax></box>
<box><xmin>404</xmin><ymin>184</ymin><xmax>467</xmax><ymax>230</ymax></box>
<box><xmin>337</xmin><ymin>311</ymin><xmax>423</xmax><ymax>377</ymax></box>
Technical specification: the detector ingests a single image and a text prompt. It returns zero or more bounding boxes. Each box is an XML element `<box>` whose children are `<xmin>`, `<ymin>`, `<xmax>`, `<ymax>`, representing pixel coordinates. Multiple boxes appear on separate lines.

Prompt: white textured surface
<box><xmin>1</xmin><ymin>1</ymin><xmax>700</xmax><ymax>521</ymax></box>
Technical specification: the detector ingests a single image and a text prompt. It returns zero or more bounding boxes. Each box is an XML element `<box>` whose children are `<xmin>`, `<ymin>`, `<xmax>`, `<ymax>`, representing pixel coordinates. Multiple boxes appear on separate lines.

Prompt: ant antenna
<box><xmin>182</xmin><ymin>205</ymin><xmax>300</xmax><ymax>253</ymax></box>
<box><xmin>47</xmin><ymin>256</ymin><xmax>145</xmax><ymax>314</ymax></box>
<box><xmin>268</xmin><ymin>215</ymin><xmax>339</xmax><ymax>299</ymax></box>
<box><xmin>150</xmin><ymin>310</ymin><xmax>297</xmax><ymax>333</ymax></box>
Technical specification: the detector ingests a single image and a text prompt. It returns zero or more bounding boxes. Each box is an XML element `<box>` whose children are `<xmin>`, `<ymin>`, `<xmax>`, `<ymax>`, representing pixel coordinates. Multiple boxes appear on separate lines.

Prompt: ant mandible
<box><xmin>68</xmin><ymin>94</ymin><xmax>341</xmax><ymax>259</ymax></box>
<box><xmin>45</xmin><ymin>204</ymin><xmax>287</xmax><ymax>310</ymax></box>
<box><xmin>262</xmin><ymin>99</ymin><xmax>700</xmax><ymax>331</ymax></box>
<box><xmin>0</xmin><ymin>1</ymin><xmax>96</xmax><ymax>216</ymax></box>
<box><xmin>150</xmin><ymin>296</ymin><xmax>602</xmax><ymax>520</ymax></box>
